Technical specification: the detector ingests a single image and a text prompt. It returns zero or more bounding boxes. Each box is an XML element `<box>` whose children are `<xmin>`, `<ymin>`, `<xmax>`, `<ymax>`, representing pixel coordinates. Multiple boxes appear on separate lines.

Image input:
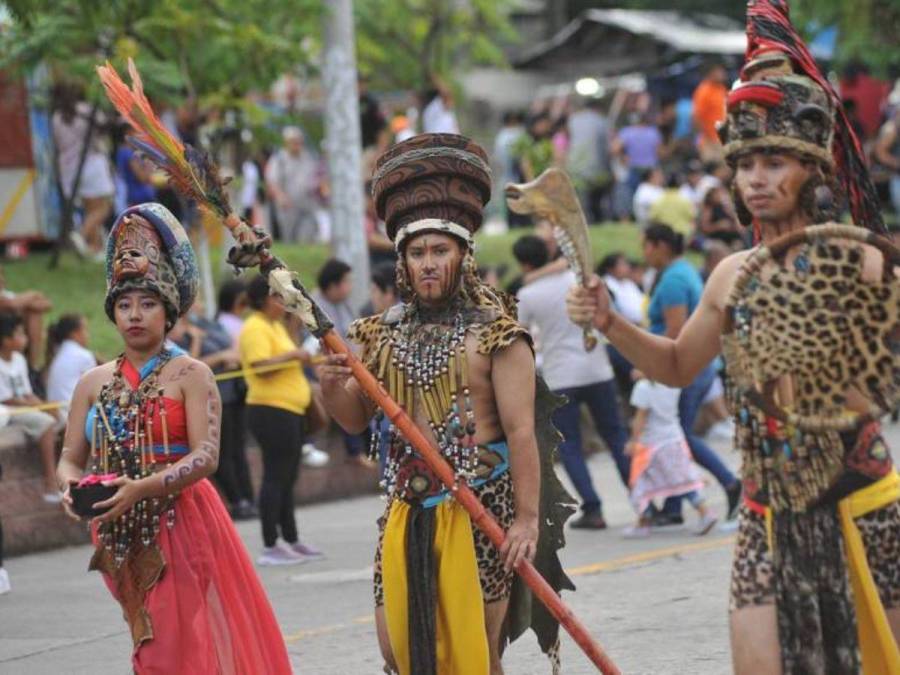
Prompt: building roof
<box><xmin>515</xmin><ymin>9</ymin><xmax>746</xmax><ymax>73</ymax></box>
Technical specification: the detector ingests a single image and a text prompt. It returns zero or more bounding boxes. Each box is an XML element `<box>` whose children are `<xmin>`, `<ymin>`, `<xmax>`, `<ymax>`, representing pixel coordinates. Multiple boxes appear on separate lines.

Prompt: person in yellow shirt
<box><xmin>239</xmin><ymin>274</ymin><xmax>323</xmax><ymax>566</ymax></box>
<box><xmin>648</xmin><ymin>173</ymin><xmax>697</xmax><ymax>237</ymax></box>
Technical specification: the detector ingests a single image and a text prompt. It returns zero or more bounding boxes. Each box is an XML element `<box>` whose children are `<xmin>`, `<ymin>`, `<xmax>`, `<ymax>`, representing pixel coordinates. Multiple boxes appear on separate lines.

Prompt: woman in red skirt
<box><xmin>56</xmin><ymin>202</ymin><xmax>293</xmax><ymax>674</ymax></box>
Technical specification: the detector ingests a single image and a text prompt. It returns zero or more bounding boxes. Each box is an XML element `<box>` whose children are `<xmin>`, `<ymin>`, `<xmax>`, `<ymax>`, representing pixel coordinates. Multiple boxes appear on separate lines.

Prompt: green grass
<box><xmin>4</xmin><ymin>223</ymin><xmax>644</xmax><ymax>359</ymax></box>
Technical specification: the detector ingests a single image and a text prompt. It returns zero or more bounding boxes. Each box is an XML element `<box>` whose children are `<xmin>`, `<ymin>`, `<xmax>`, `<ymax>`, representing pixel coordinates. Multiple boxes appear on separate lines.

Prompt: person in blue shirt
<box><xmin>115</xmin><ymin>143</ymin><xmax>157</xmax><ymax>207</ymax></box>
<box><xmin>643</xmin><ymin>223</ymin><xmax>741</xmax><ymax>523</ymax></box>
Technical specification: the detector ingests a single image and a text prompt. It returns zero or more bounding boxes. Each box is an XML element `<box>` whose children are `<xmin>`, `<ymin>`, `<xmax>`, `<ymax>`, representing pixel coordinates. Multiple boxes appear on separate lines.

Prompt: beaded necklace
<box><xmin>372</xmin><ymin>297</ymin><xmax>479</xmax><ymax>498</ymax></box>
<box><xmin>91</xmin><ymin>349</ymin><xmax>176</xmax><ymax>566</ymax></box>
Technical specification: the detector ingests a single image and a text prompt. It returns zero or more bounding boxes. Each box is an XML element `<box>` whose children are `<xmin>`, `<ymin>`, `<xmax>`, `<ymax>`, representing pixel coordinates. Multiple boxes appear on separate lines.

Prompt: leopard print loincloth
<box><xmin>374</xmin><ymin>471</ymin><xmax>516</xmax><ymax>606</ymax></box>
<box><xmin>730</xmin><ymin>500</ymin><xmax>900</xmax><ymax>611</ymax></box>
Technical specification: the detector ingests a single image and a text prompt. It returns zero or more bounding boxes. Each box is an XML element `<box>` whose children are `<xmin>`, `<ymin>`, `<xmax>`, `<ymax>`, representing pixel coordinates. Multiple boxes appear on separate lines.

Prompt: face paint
<box><xmin>403</xmin><ymin>232</ymin><xmax>465</xmax><ymax>307</ymax></box>
<box><xmin>734</xmin><ymin>151</ymin><xmax>810</xmax><ymax>225</ymax></box>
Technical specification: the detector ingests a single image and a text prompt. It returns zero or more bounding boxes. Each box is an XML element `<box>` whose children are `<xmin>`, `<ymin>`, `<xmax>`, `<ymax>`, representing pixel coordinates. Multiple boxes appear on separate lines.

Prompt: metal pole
<box><xmin>321</xmin><ymin>0</ymin><xmax>370</xmax><ymax>313</ymax></box>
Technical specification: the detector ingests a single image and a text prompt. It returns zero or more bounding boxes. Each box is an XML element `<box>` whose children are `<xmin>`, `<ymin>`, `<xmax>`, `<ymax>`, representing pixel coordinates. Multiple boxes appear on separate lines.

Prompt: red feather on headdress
<box><xmin>97</xmin><ymin>59</ymin><xmax>233</xmax><ymax>220</ymax></box>
<box><xmin>744</xmin><ymin>0</ymin><xmax>885</xmax><ymax>234</ymax></box>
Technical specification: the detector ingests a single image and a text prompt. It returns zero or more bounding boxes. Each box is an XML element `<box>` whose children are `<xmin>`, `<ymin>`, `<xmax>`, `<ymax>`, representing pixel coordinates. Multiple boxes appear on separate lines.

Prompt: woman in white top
<box><xmin>52</xmin><ymin>84</ymin><xmax>114</xmax><ymax>255</ymax></box>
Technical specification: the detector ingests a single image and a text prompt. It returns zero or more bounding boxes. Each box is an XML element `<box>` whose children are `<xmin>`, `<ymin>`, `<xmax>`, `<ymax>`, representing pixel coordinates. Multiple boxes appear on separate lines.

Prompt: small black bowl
<box><xmin>70</xmin><ymin>483</ymin><xmax>117</xmax><ymax>518</ymax></box>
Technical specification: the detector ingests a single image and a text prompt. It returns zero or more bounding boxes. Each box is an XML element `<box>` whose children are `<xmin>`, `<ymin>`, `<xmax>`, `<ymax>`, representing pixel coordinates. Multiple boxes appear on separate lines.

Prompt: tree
<box><xmin>353</xmin><ymin>0</ymin><xmax>518</xmax><ymax>92</ymax></box>
<box><xmin>0</xmin><ymin>0</ymin><xmax>322</xmax><ymax>106</ymax></box>
<box><xmin>791</xmin><ymin>0</ymin><xmax>900</xmax><ymax>76</ymax></box>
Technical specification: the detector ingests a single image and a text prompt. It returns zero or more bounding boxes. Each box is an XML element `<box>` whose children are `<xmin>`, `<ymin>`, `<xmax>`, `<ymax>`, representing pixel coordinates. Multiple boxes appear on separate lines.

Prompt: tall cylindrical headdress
<box><xmin>370</xmin><ymin>133</ymin><xmax>492</xmax><ymax>250</ymax></box>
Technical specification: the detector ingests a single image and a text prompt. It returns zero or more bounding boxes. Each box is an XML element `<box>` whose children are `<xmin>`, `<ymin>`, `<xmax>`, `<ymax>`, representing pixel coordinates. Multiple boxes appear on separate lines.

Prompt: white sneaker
<box><xmin>717</xmin><ymin>519</ymin><xmax>740</xmax><ymax>534</ymax></box>
<box><xmin>694</xmin><ymin>513</ymin><xmax>718</xmax><ymax>536</ymax></box>
<box><xmin>291</xmin><ymin>540</ymin><xmax>325</xmax><ymax>559</ymax></box>
<box><xmin>622</xmin><ymin>525</ymin><xmax>651</xmax><ymax>539</ymax></box>
<box><xmin>301</xmin><ymin>444</ymin><xmax>329</xmax><ymax>468</ymax></box>
<box><xmin>68</xmin><ymin>231</ymin><xmax>88</xmax><ymax>255</ymax></box>
<box><xmin>0</xmin><ymin>568</ymin><xmax>10</xmax><ymax>595</ymax></box>
<box><xmin>257</xmin><ymin>544</ymin><xmax>308</xmax><ymax>567</ymax></box>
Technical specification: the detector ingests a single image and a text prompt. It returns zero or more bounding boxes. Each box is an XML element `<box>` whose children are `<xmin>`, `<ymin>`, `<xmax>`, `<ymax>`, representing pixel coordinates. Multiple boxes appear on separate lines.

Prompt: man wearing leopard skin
<box><xmin>319</xmin><ymin>133</ymin><xmax>573</xmax><ymax>675</ymax></box>
<box><xmin>567</xmin><ymin>2</ymin><xmax>899</xmax><ymax>673</ymax></box>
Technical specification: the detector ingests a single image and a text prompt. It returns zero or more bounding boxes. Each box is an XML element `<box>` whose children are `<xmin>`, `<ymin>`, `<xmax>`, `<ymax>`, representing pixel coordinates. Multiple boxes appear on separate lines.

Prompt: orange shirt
<box><xmin>692</xmin><ymin>79</ymin><xmax>727</xmax><ymax>145</ymax></box>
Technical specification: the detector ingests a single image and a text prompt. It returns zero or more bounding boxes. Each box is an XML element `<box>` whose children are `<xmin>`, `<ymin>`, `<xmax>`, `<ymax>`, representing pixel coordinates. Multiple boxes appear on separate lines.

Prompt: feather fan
<box><xmin>96</xmin><ymin>59</ymin><xmax>233</xmax><ymax>219</ymax></box>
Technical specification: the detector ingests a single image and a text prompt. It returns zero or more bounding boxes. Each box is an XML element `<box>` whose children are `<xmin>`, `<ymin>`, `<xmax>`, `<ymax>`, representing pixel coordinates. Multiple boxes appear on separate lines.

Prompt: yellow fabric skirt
<box><xmin>760</xmin><ymin>472</ymin><xmax>900</xmax><ymax>674</ymax></box>
<box><xmin>382</xmin><ymin>498</ymin><xmax>490</xmax><ymax>675</ymax></box>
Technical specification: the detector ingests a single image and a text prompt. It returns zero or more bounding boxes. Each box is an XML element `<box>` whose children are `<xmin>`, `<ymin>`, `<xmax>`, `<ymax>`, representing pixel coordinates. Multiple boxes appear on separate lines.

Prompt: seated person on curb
<box><xmin>0</xmin><ymin>267</ymin><xmax>52</xmax><ymax>369</ymax></box>
<box><xmin>0</xmin><ymin>314</ymin><xmax>62</xmax><ymax>502</ymax></box>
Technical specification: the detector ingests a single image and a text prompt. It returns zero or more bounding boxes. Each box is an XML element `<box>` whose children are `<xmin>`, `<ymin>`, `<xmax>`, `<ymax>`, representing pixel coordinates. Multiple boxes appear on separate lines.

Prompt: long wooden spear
<box><xmin>97</xmin><ymin>59</ymin><xmax>620</xmax><ymax>675</ymax></box>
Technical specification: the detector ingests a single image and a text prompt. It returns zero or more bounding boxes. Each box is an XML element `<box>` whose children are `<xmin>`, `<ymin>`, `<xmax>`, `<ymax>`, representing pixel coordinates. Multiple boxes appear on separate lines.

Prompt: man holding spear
<box><xmin>321</xmin><ymin>134</ymin><xmax>570</xmax><ymax>675</ymax></box>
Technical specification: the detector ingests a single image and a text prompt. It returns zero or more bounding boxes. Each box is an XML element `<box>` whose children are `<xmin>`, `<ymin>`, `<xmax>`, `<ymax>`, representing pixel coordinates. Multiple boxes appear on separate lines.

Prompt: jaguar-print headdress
<box><xmin>721</xmin><ymin>0</ymin><xmax>885</xmax><ymax>234</ymax></box>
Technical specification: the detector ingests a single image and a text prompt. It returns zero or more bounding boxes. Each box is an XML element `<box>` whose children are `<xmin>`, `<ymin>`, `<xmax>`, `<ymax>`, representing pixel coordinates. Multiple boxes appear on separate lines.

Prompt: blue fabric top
<box><xmin>647</xmin><ymin>258</ymin><xmax>704</xmax><ymax>336</ymax></box>
<box><xmin>115</xmin><ymin>146</ymin><xmax>157</xmax><ymax>206</ymax></box>
<box><xmin>618</xmin><ymin>124</ymin><xmax>662</xmax><ymax>169</ymax></box>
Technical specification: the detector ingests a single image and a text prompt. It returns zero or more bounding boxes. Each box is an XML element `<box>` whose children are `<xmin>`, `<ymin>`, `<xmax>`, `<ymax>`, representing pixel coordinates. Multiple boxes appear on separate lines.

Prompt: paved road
<box><xmin>2</xmin><ymin>421</ymin><xmax>898</xmax><ymax>674</ymax></box>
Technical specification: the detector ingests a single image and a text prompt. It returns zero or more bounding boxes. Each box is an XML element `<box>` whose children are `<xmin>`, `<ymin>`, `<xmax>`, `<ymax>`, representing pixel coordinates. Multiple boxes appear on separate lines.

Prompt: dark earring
<box><xmin>798</xmin><ymin>172</ymin><xmax>834</xmax><ymax>223</ymax></box>
<box><xmin>814</xmin><ymin>182</ymin><xmax>835</xmax><ymax>221</ymax></box>
<box><xmin>396</xmin><ymin>259</ymin><xmax>413</xmax><ymax>302</ymax></box>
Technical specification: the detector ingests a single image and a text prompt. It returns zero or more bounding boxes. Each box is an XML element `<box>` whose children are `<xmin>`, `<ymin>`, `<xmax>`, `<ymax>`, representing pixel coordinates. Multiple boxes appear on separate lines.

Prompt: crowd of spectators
<box><xmin>492</xmin><ymin>63</ymin><xmax>746</xmax><ymax>255</ymax></box>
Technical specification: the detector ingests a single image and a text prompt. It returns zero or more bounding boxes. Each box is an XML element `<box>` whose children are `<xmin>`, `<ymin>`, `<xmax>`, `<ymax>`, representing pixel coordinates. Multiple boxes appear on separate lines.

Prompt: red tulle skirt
<box><xmin>94</xmin><ymin>479</ymin><xmax>293</xmax><ymax>674</ymax></box>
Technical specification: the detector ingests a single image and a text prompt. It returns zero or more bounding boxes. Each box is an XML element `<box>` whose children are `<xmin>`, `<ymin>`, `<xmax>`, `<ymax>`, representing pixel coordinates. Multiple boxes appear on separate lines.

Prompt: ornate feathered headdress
<box><xmin>723</xmin><ymin>0</ymin><xmax>885</xmax><ymax>234</ymax></box>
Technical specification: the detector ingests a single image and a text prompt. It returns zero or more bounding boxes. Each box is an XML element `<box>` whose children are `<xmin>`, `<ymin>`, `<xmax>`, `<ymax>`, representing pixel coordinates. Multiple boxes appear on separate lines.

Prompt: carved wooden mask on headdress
<box><xmin>112</xmin><ymin>214</ymin><xmax>164</xmax><ymax>285</ymax></box>
<box><xmin>104</xmin><ymin>202</ymin><xmax>198</xmax><ymax>327</ymax></box>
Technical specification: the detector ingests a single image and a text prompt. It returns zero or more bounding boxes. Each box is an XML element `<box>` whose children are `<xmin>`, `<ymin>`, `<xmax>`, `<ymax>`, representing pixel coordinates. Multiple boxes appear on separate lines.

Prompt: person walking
<box><xmin>55</xmin><ymin>203</ymin><xmax>292</xmax><ymax>673</ymax></box>
<box><xmin>624</xmin><ymin>376</ymin><xmax>717</xmax><ymax>538</ymax></box>
<box><xmin>641</xmin><ymin>224</ymin><xmax>741</xmax><ymax>524</ymax></box>
<box><xmin>515</xmin><ymin>235</ymin><xmax>629</xmax><ymax>529</ymax></box>
<box><xmin>52</xmin><ymin>84</ymin><xmax>115</xmax><ymax>256</ymax></box>
<box><xmin>567</xmin><ymin>10</ymin><xmax>900</xmax><ymax>664</ymax></box>
<box><xmin>265</xmin><ymin>126</ymin><xmax>321</xmax><ymax>243</ymax></box>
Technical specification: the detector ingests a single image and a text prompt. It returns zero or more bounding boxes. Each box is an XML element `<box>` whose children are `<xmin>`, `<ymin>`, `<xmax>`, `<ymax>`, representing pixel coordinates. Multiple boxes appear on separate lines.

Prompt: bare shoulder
<box><xmin>703</xmin><ymin>248</ymin><xmax>755</xmax><ymax>310</ymax></box>
<box><xmin>75</xmin><ymin>361</ymin><xmax>116</xmax><ymax>396</ymax></box>
<box><xmin>172</xmin><ymin>354</ymin><xmax>214</xmax><ymax>383</ymax></box>
<box><xmin>491</xmin><ymin>334</ymin><xmax>535</xmax><ymax>368</ymax></box>
<box><xmin>161</xmin><ymin>354</ymin><xmax>215</xmax><ymax>391</ymax></box>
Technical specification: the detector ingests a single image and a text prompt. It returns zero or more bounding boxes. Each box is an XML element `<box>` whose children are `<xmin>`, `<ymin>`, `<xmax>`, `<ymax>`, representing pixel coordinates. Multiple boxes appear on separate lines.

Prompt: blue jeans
<box><xmin>890</xmin><ymin>175</ymin><xmax>900</xmax><ymax>217</ymax></box>
<box><xmin>663</xmin><ymin>363</ymin><xmax>736</xmax><ymax>515</ymax></box>
<box><xmin>552</xmin><ymin>380</ymin><xmax>630</xmax><ymax>514</ymax></box>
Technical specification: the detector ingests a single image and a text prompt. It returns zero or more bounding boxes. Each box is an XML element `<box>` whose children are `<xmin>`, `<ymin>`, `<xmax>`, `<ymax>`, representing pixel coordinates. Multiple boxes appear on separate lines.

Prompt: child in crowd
<box><xmin>0</xmin><ymin>266</ymin><xmax>51</xmax><ymax>369</ymax></box>
<box><xmin>0</xmin><ymin>314</ymin><xmax>62</xmax><ymax>502</ymax></box>
<box><xmin>45</xmin><ymin>314</ymin><xmax>96</xmax><ymax>418</ymax></box>
<box><xmin>624</xmin><ymin>375</ymin><xmax>717</xmax><ymax>538</ymax></box>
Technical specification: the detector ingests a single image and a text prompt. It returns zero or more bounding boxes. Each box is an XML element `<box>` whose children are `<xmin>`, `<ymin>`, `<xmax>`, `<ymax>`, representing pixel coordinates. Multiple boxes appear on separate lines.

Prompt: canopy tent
<box><xmin>514</xmin><ymin>9</ymin><xmax>746</xmax><ymax>77</ymax></box>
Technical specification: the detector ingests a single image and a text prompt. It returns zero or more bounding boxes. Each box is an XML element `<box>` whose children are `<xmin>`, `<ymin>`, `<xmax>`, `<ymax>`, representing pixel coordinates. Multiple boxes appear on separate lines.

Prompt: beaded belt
<box><xmin>395</xmin><ymin>440</ymin><xmax>509</xmax><ymax>508</ymax></box>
